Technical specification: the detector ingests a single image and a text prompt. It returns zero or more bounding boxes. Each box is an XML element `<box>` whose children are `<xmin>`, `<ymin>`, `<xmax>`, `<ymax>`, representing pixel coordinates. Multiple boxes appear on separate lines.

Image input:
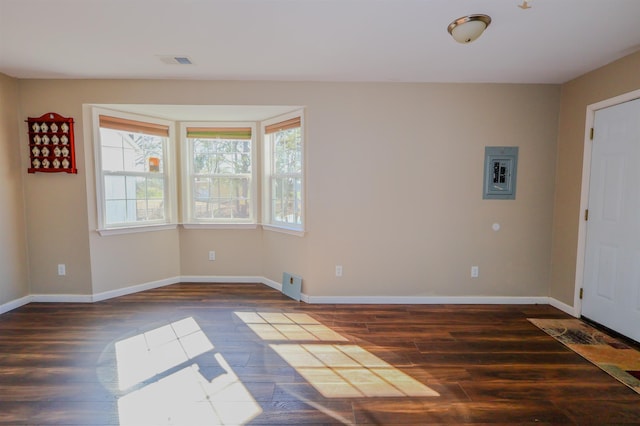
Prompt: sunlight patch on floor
<box><xmin>271</xmin><ymin>344</ymin><xmax>439</xmax><ymax>398</ymax></box>
<box><xmin>235</xmin><ymin>311</ymin><xmax>347</xmax><ymax>342</ymax></box>
<box><xmin>236</xmin><ymin>311</ymin><xmax>439</xmax><ymax>399</ymax></box>
<box><xmin>115</xmin><ymin>317</ymin><xmax>261</xmax><ymax>425</ymax></box>
<box><xmin>115</xmin><ymin>317</ymin><xmax>213</xmax><ymax>391</ymax></box>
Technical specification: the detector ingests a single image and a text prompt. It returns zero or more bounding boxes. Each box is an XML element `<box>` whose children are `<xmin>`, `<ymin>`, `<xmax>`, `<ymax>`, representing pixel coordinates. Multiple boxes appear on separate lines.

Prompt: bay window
<box><xmin>92</xmin><ymin>106</ymin><xmax>303</xmax><ymax>235</ymax></box>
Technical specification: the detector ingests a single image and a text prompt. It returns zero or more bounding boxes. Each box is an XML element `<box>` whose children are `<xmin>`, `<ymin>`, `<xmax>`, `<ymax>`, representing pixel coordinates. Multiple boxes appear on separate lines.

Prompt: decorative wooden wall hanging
<box><xmin>27</xmin><ymin>112</ymin><xmax>77</xmax><ymax>174</ymax></box>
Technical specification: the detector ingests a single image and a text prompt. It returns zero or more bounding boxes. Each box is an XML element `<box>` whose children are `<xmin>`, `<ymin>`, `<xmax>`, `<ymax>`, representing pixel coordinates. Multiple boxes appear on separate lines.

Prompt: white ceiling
<box><xmin>1</xmin><ymin>0</ymin><xmax>639</xmax><ymax>84</ymax></box>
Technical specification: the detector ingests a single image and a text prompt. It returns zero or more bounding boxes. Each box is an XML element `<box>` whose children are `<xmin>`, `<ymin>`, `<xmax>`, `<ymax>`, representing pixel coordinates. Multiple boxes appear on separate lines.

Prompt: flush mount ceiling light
<box><xmin>447</xmin><ymin>14</ymin><xmax>492</xmax><ymax>43</ymax></box>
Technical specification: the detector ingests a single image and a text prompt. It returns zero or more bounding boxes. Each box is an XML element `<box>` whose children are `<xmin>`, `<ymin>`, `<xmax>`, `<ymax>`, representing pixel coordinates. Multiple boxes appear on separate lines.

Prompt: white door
<box><xmin>582</xmin><ymin>97</ymin><xmax>640</xmax><ymax>342</ymax></box>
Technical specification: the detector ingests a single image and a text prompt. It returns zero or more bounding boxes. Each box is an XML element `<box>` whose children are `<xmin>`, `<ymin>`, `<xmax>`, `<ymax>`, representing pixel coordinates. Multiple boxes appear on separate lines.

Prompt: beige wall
<box><xmin>179</xmin><ymin>228</ymin><xmax>263</xmax><ymax>278</ymax></box>
<box><xmin>18</xmin><ymin>81</ymin><xmax>93</xmax><ymax>295</ymax></box>
<box><xmin>0</xmin><ymin>73</ymin><xmax>30</xmax><ymax>304</ymax></box>
<box><xmin>304</xmin><ymin>83</ymin><xmax>560</xmax><ymax>297</ymax></box>
<box><xmin>550</xmin><ymin>51</ymin><xmax>640</xmax><ymax>305</ymax></box>
<box><xmin>16</xmin><ymin>79</ymin><xmax>561</xmax><ymax>299</ymax></box>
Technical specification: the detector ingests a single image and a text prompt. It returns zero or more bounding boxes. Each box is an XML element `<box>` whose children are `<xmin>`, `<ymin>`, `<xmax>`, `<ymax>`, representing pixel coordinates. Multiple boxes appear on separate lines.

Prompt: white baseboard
<box><xmin>0</xmin><ymin>276</ymin><xmax>576</xmax><ymax>316</ymax></box>
<box><xmin>180</xmin><ymin>275</ymin><xmax>283</xmax><ymax>292</ymax></box>
<box><xmin>30</xmin><ymin>294</ymin><xmax>93</xmax><ymax>303</ymax></box>
<box><xmin>304</xmin><ymin>295</ymin><xmax>551</xmax><ymax>305</ymax></box>
<box><xmin>181</xmin><ymin>275</ymin><xmax>264</xmax><ymax>284</ymax></box>
<box><xmin>261</xmin><ymin>277</ymin><xmax>283</xmax><ymax>292</ymax></box>
<box><xmin>549</xmin><ymin>297</ymin><xmax>579</xmax><ymax>317</ymax></box>
<box><xmin>92</xmin><ymin>276</ymin><xmax>181</xmax><ymax>302</ymax></box>
<box><xmin>95</xmin><ymin>276</ymin><xmax>270</xmax><ymax>302</ymax></box>
<box><xmin>0</xmin><ymin>295</ymin><xmax>31</xmax><ymax>315</ymax></box>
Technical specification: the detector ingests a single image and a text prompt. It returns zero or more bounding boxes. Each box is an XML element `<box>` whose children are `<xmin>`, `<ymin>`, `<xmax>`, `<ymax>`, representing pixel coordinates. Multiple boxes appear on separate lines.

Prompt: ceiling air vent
<box><xmin>158</xmin><ymin>56</ymin><xmax>193</xmax><ymax>65</ymax></box>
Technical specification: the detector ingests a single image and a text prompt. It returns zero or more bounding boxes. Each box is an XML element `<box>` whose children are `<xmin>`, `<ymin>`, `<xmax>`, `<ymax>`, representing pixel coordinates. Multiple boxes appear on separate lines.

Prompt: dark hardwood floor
<box><xmin>0</xmin><ymin>282</ymin><xmax>638</xmax><ymax>425</ymax></box>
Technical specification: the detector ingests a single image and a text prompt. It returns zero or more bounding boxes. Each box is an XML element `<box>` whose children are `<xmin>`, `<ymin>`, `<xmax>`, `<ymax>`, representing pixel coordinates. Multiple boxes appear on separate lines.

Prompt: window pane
<box><xmin>192</xmin><ymin>139</ymin><xmax>251</xmax><ymax>175</ymax></box>
<box><xmin>232</xmin><ymin>178</ymin><xmax>251</xmax><ymax>219</ymax></box>
<box><xmin>193</xmin><ymin>177</ymin><xmax>212</xmax><ymax>219</ymax></box>
<box><xmin>212</xmin><ymin>177</ymin><xmax>233</xmax><ymax>198</ymax></box>
<box><xmin>105</xmin><ymin>200</ymin><xmax>127</xmax><ymax>225</ymax></box>
<box><xmin>103</xmin><ymin>173</ymin><xmax>166</xmax><ymax>226</ymax></box>
<box><xmin>214</xmin><ymin>199</ymin><xmax>232</xmax><ymax>219</ymax></box>
<box><xmin>147</xmin><ymin>177</ymin><xmax>164</xmax><ymax>201</ymax></box>
<box><xmin>193</xmin><ymin>177</ymin><xmax>211</xmax><ymax>200</ymax></box>
<box><xmin>147</xmin><ymin>177</ymin><xmax>165</xmax><ymax>221</ymax></box>
<box><xmin>104</xmin><ymin>175</ymin><xmax>126</xmax><ymax>200</ymax></box>
<box><xmin>191</xmin><ymin>176</ymin><xmax>251</xmax><ymax>220</ymax></box>
<box><xmin>102</xmin><ymin>146</ymin><xmax>124</xmax><ymax>171</ymax></box>
<box><xmin>100</xmin><ymin>128</ymin><xmax>165</xmax><ymax>173</ymax></box>
<box><xmin>274</xmin><ymin>128</ymin><xmax>302</xmax><ymax>174</ymax></box>
<box><xmin>133</xmin><ymin>176</ymin><xmax>165</xmax><ymax>221</ymax></box>
<box><xmin>272</xmin><ymin>177</ymin><xmax>302</xmax><ymax>225</ymax></box>
<box><xmin>234</xmin><ymin>198</ymin><xmax>251</xmax><ymax>219</ymax></box>
<box><xmin>192</xmin><ymin>140</ymin><xmax>214</xmax><ymax>174</ymax></box>
<box><xmin>194</xmin><ymin>201</ymin><xmax>213</xmax><ymax>219</ymax></box>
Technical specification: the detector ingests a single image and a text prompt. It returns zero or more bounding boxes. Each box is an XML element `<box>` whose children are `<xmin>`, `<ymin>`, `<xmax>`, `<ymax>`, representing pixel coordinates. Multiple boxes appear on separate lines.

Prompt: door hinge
<box><xmin>579</xmin><ymin>288</ymin><xmax>584</xmax><ymax>299</ymax></box>
<box><xmin>585</xmin><ymin>209</ymin><xmax>589</xmax><ymax>221</ymax></box>
<box><xmin>590</xmin><ymin>127</ymin><xmax>594</xmax><ymax>140</ymax></box>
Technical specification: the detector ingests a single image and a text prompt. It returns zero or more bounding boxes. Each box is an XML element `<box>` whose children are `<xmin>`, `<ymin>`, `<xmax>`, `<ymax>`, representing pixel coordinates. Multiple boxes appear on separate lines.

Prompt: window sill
<box><xmin>97</xmin><ymin>224</ymin><xmax>177</xmax><ymax>236</ymax></box>
<box><xmin>96</xmin><ymin>223</ymin><xmax>303</xmax><ymax>236</ymax></box>
<box><xmin>181</xmin><ymin>223</ymin><xmax>258</xmax><ymax>230</ymax></box>
<box><xmin>262</xmin><ymin>224</ymin><xmax>306</xmax><ymax>237</ymax></box>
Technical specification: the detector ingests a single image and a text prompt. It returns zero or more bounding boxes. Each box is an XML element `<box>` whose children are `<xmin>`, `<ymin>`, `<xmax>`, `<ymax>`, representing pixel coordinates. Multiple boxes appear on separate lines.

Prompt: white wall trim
<box><xmin>97</xmin><ymin>224</ymin><xmax>178</xmax><ymax>237</ymax></box>
<box><xmin>549</xmin><ymin>297</ymin><xmax>579</xmax><ymax>317</ymax></box>
<box><xmin>261</xmin><ymin>277</ymin><xmax>283</xmax><ymax>292</ymax></box>
<box><xmin>30</xmin><ymin>294</ymin><xmax>94</xmax><ymax>303</ymax></box>
<box><xmin>261</xmin><ymin>224</ymin><xmax>306</xmax><ymax>237</ymax></box>
<box><xmin>181</xmin><ymin>275</ymin><xmax>265</xmax><ymax>284</ymax></box>
<box><xmin>0</xmin><ymin>295</ymin><xmax>32</xmax><ymax>315</ymax></box>
<box><xmin>574</xmin><ymin>106</ymin><xmax>595</xmax><ymax>317</ymax></box>
<box><xmin>0</xmin><ymin>278</ymin><xmax>579</xmax><ymax>316</ymax></box>
<box><xmin>92</xmin><ymin>276</ymin><xmax>181</xmax><ymax>302</ymax></box>
<box><xmin>304</xmin><ymin>295</ymin><xmax>551</xmax><ymax>305</ymax></box>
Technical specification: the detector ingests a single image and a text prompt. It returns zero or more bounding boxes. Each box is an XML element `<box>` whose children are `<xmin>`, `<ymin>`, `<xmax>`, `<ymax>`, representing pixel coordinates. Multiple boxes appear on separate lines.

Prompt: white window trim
<box><xmin>261</xmin><ymin>224</ymin><xmax>306</xmax><ymax>237</ymax></box>
<box><xmin>179</xmin><ymin>121</ymin><xmax>258</xmax><ymax>225</ymax></box>
<box><xmin>92</xmin><ymin>107</ymin><xmax>178</xmax><ymax>233</ymax></box>
<box><xmin>261</xmin><ymin>109</ymin><xmax>305</xmax><ymax>233</ymax></box>
<box><xmin>97</xmin><ymin>224</ymin><xmax>178</xmax><ymax>237</ymax></box>
<box><xmin>181</xmin><ymin>223</ymin><xmax>258</xmax><ymax>230</ymax></box>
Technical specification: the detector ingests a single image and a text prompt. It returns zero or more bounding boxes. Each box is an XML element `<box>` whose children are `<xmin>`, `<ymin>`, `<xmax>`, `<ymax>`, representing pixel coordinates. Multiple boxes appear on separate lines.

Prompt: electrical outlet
<box><xmin>58</xmin><ymin>264</ymin><xmax>66</xmax><ymax>276</ymax></box>
<box><xmin>471</xmin><ymin>266</ymin><xmax>479</xmax><ymax>278</ymax></box>
<box><xmin>208</xmin><ymin>251</ymin><xmax>216</xmax><ymax>261</ymax></box>
<box><xmin>335</xmin><ymin>265</ymin><xmax>343</xmax><ymax>277</ymax></box>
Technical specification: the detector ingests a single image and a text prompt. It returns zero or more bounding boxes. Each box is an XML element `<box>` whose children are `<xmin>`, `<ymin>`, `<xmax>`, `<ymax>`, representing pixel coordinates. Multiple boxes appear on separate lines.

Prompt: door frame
<box><xmin>574</xmin><ymin>88</ymin><xmax>640</xmax><ymax>316</ymax></box>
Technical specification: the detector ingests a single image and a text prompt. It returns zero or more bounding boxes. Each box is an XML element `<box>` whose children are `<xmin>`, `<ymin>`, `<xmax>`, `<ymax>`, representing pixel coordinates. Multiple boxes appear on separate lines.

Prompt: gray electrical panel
<box><xmin>483</xmin><ymin>146</ymin><xmax>518</xmax><ymax>200</ymax></box>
